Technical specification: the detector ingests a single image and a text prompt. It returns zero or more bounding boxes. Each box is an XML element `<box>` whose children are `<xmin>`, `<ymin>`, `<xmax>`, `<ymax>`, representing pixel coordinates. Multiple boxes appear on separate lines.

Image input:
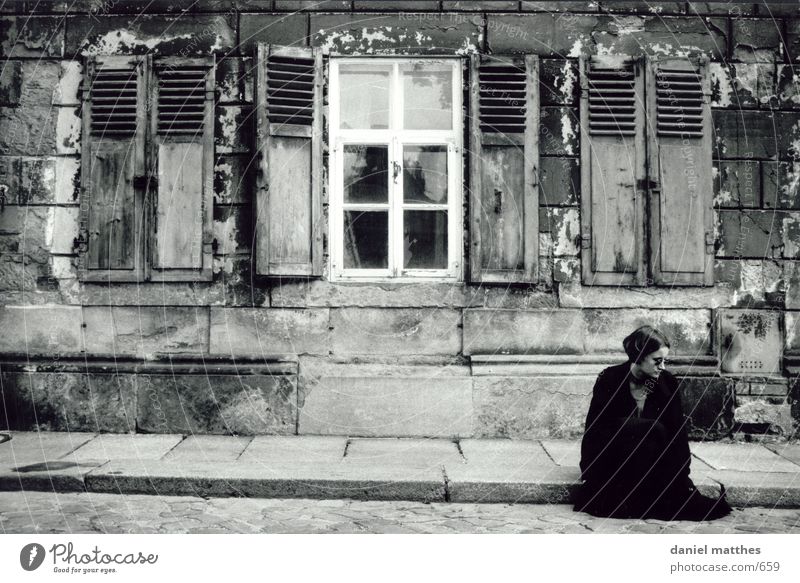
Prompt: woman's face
<box><xmin>637</xmin><ymin>346</ymin><xmax>669</xmax><ymax>379</ymax></box>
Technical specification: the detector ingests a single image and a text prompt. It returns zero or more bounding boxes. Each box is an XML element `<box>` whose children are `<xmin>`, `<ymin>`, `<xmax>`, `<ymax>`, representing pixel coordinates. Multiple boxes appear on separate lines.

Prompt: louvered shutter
<box><xmin>468</xmin><ymin>54</ymin><xmax>539</xmax><ymax>284</ymax></box>
<box><xmin>78</xmin><ymin>55</ymin><xmax>149</xmax><ymax>282</ymax></box>
<box><xmin>579</xmin><ymin>56</ymin><xmax>647</xmax><ymax>286</ymax></box>
<box><xmin>148</xmin><ymin>57</ymin><xmax>215</xmax><ymax>282</ymax></box>
<box><xmin>646</xmin><ymin>57</ymin><xmax>713</xmax><ymax>286</ymax></box>
<box><xmin>254</xmin><ymin>45</ymin><xmax>323</xmax><ymax>277</ymax></box>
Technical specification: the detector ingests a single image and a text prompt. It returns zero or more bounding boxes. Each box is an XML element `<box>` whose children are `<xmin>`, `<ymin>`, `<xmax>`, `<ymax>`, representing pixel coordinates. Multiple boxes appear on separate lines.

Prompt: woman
<box><xmin>574</xmin><ymin>325</ymin><xmax>731</xmax><ymax>521</ymax></box>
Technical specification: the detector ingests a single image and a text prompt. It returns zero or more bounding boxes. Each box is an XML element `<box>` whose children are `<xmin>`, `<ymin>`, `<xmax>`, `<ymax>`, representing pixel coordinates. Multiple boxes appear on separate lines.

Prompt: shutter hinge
<box><xmin>637</xmin><ymin>178</ymin><xmax>659</xmax><ymax>191</ymax></box>
<box><xmin>73</xmin><ymin>230</ymin><xmax>88</xmax><ymax>253</ymax></box>
<box><xmin>581</xmin><ymin>235</ymin><xmax>591</xmax><ymax>250</ymax></box>
<box><xmin>133</xmin><ymin>175</ymin><xmax>157</xmax><ymax>189</ymax></box>
<box><xmin>705</xmin><ymin>231</ymin><xmax>715</xmax><ymax>253</ymax></box>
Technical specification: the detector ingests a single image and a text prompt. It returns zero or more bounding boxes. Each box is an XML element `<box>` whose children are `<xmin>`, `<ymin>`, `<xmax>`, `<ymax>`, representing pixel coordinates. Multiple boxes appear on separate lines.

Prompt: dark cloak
<box><xmin>574</xmin><ymin>362</ymin><xmax>731</xmax><ymax>521</ymax></box>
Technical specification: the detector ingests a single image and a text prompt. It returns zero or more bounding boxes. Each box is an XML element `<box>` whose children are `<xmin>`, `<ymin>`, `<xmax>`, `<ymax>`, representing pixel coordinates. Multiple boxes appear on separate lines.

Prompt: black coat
<box><xmin>573</xmin><ymin>361</ymin><xmax>731</xmax><ymax>519</ymax></box>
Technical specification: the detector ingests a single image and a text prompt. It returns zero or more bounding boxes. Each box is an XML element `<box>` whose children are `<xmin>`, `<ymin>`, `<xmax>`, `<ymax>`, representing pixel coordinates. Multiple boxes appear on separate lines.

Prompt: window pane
<box><xmin>344</xmin><ymin>211</ymin><xmax>388</xmax><ymax>269</ymax></box>
<box><xmin>403</xmin><ymin>145</ymin><xmax>447</xmax><ymax>204</ymax></box>
<box><xmin>402</xmin><ymin>63</ymin><xmax>453</xmax><ymax>130</ymax></box>
<box><xmin>344</xmin><ymin>145</ymin><xmax>388</xmax><ymax>204</ymax></box>
<box><xmin>404</xmin><ymin>210</ymin><xmax>448</xmax><ymax>269</ymax></box>
<box><xmin>339</xmin><ymin>65</ymin><xmax>391</xmax><ymax>130</ymax></box>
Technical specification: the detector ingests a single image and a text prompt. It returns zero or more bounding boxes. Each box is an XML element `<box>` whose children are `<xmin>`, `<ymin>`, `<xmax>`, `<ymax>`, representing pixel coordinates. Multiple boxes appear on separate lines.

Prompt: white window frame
<box><xmin>329</xmin><ymin>58</ymin><xmax>463</xmax><ymax>282</ymax></box>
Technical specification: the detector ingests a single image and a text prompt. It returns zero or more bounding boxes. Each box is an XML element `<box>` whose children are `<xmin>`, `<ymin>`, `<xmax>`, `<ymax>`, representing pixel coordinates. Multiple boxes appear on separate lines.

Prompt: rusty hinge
<box><xmin>581</xmin><ymin>235</ymin><xmax>591</xmax><ymax>250</ymax></box>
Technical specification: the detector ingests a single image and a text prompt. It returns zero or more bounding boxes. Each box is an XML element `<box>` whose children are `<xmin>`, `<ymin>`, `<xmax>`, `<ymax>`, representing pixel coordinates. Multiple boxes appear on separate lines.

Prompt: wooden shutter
<box><xmin>254</xmin><ymin>45</ymin><xmax>323</xmax><ymax>277</ymax></box>
<box><xmin>78</xmin><ymin>55</ymin><xmax>149</xmax><ymax>282</ymax></box>
<box><xmin>468</xmin><ymin>54</ymin><xmax>539</xmax><ymax>284</ymax></box>
<box><xmin>148</xmin><ymin>57</ymin><xmax>215</xmax><ymax>282</ymax></box>
<box><xmin>646</xmin><ymin>57</ymin><xmax>713</xmax><ymax>286</ymax></box>
<box><xmin>579</xmin><ymin>56</ymin><xmax>647</xmax><ymax>286</ymax></box>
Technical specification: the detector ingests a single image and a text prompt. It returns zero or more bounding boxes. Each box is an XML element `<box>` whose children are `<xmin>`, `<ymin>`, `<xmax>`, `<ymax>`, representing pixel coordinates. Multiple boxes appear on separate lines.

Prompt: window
<box><xmin>579</xmin><ymin>55</ymin><xmax>713</xmax><ymax>287</ymax></box>
<box><xmin>329</xmin><ymin>58</ymin><xmax>463</xmax><ymax>281</ymax></box>
<box><xmin>77</xmin><ymin>55</ymin><xmax>215</xmax><ymax>282</ymax></box>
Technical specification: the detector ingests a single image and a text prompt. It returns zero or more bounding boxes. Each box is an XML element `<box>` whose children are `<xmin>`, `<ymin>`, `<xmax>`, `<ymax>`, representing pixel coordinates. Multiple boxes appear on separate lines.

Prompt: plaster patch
<box><xmin>612</xmin><ymin>17</ymin><xmax>645</xmax><ymax>36</ymax></box>
<box><xmin>55</xmin><ymin>157</ymin><xmax>80</xmax><ymax>204</ymax></box>
<box><xmin>560</xmin><ymin>110</ymin><xmax>577</xmax><ymax>156</ymax></box>
<box><xmin>567</xmin><ymin>39</ymin><xmax>585</xmax><ymax>58</ymax></box>
<box><xmin>736</xmin><ymin>260</ymin><xmax>766</xmax><ymax>304</ymax></box>
<box><xmin>551</xmin><ymin>208</ymin><xmax>579</xmax><ymax>256</ymax></box>
<box><xmin>56</xmin><ymin>107</ymin><xmax>81</xmax><ymax>155</ymax></box>
<box><xmin>783</xmin><ymin>162</ymin><xmax>800</xmax><ymax>202</ymax></box>
<box><xmin>555</xmin><ymin>60</ymin><xmax>577</xmax><ymax>104</ymax></box>
<box><xmin>214</xmin><ymin>213</ymin><xmax>240</xmax><ymax>255</ymax></box>
<box><xmin>216</xmin><ymin>107</ymin><xmax>239</xmax><ymax>154</ymax></box>
<box><xmin>54</xmin><ymin>61</ymin><xmax>82</xmax><ymax>106</ymax></box>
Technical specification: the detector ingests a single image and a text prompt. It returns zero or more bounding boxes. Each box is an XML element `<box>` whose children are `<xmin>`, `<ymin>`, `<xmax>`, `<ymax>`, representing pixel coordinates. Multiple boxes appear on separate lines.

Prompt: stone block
<box><xmin>777</xmin><ymin>65</ymin><xmax>800</xmax><ymax>110</ymax></box>
<box><xmin>472</xmin><ymin>375</ymin><xmax>595</xmax><ymax>439</ymax></box>
<box><xmin>786</xmin><ymin>311</ymin><xmax>800</xmax><ymax>350</ymax></box>
<box><xmin>733</xmin><ymin>18</ymin><xmax>784</xmax><ymax>63</ymax></box>
<box><xmin>714</xmin><ymin>258</ymin><xmax>784</xmax><ymax>308</ymax></box>
<box><xmin>734</xmin><ymin>110</ymin><xmax>777</xmax><ymax>159</ymax></box>
<box><xmin>790</xmin><ymin>19</ymin><xmax>800</xmax><ymax>63</ymax></box>
<box><xmin>162</xmin><ymin>435</ymin><xmax>253</xmax><ymax>462</ymax></box>
<box><xmin>763</xmin><ymin>443</ymin><xmax>800</xmax><ymax>467</ymax></box>
<box><xmin>1</xmin><ymin>16</ymin><xmax>65</xmax><ymax>57</ymax></box>
<box><xmin>777</xmin><ymin>112</ymin><xmax>800</xmax><ymax>161</ymax></box>
<box><xmin>330</xmin><ymin>308</ymin><xmax>461</xmax><ymax>356</ymax></box>
<box><xmin>717</xmin><ymin>210</ymin><xmax>784</xmax><ymax>259</ymax></box>
<box><xmin>463</xmin><ymin>309</ymin><xmax>584</xmax><ymax>355</ymax></box>
<box><xmin>553</xmin><ymin>257</ymin><xmax>580</xmax><ymax>284</ymax></box>
<box><xmin>213</xmin><ymin>204</ymin><xmax>251</xmax><ymax>255</ymax></box>
<box><xmin>275</xmin><ymin>1</ymin><xmax>352</xmax><ymax>10</ymax></box>
<box><xmin>785</xmin><ymin>262</ymin><xmax>800</xmax><ymax>309</ymax></box>
<box><xmin>784</xmin><ymin>213</ymin><xmax>800</xmax><ymax>259</ymax></box>
<box><xmin>718</xmin><ymin>308</ymin><xmax>781</xmax><ymax>375</ymax></box>
<box><xmin>354</xmin><ymin>1</ymin><xmax>439</xmax><ymax>8</ymax></box>
<box><xmin>213</xmin><ymin>256</ymin><xmax>270</xmax><ymax>308</ymax></box>
<box><xmin>711</xmin><ymin>470</ymin><xmax>800</xmax><ymax>508</ymax></box>
<box><xmin>215</xmin><ymin>105</ymin><xmax>252</xmax><ymax>155</ymax></box>
<box><xmin>600</xmin><ymin>1</ymin><xmax>685</xmax><ymax>13</ymax></box>
<box><xmin>311</xmin><ymin>13</ymin><xmax>482</xmax><ymax>54</ymax></box>
<box><xmin>210</xmin><ymin>307</ymin><xmax>331</xmax><ymax>356</ymax></box>
<box><xmin>763</xmin><ymin>162</ymin><xmax>800</xmax><ymax>209</ymax></box>
<box><xmin>539</xmin><ymin>156</ymin><xmax>579</xmax><ymax>206</ymax></box>
<box><xmin>548</xmin><ymin>207</ymin><xmax>579</xmax><ymax>256</ymax></box>
<box><xmin>594</xmin><ymin>16</ymin><xmax>727</xmax><ymax>61</ymax></box>
<box><xmin>18</xmin><ymin>157</ymin><xmax>55</xmax><ymax>204</ymax></box>
<box><xmin>539</xmin><ymin>106</ymin><xmax>579</xmax><ymax>156</ymax></box>
<box><xmin>678</xmin><ymin>376</ymin><xmax>734</xmax><ymax>439</ymax></box>
<box><xmin>0</xmin><ymin>304</ymin><xmax>82</xmax><ymax>354</ymax></box>
<box><xmin>520</xmin><ymin>1</ymin><xmax>600</xmax><ymax>12</ymax></box>
<box><xmin>137</xmin><ymin>374</ymin><xmax>297</xmax><ymax>435</ymax></box>
<box><xmin>0</xmin><ymin>206</ymin><xmax>50</xmax><ymax>261</ymax></box>
<box><xmin>299</xmin><ymin>371</ymin><xmax>472</xmax><ymax>437</ymax></box>
<box><xmin>445</xmin><ymin>463</ymin><xmax>579</xmax><ymax>504</ymax></box>
<box><xmin>271</xmin><ymin>280</ymin><xmax>556</xmax><ymax>309</ymax></box>
<box><xmin>54</xmin><ymin>157</ymin><xmax>80</xmax><ymax>204</ymax></box>
<box><xmin>83</xmin><ymin>306</ymin><xmax>210</xmax><ymax>357</ymax></box>
<box><xmin>16</xmin><ymin>61</ymin><xmax>60</xmax><ymax>108</ymax></box>
<box><xmin>714</xmin><ymin>160</ymin><xmax>760</xmax><ymax>208</ymax></box>
<box><xmin>0</xmin><ymin>61</ymin><xmax>22</xmax><ymax>106</ymax></box>
<box><xmin>69</xmin><ymin>280</ymin><xmax>223</xmax><ymax>307</ymax></box>
<box><xmin>66</xmin><ymin>14</ymin><xmax>236</xmax><ymax>55</ymax></box>
<box><xmin>711</xmin><ymin>110</ymin><xmax>738</xmax><ymax>160</ymax></box>
<box><xmin>443</xmin><ymin>1</ymin><xmax>519</xmax><ymax>10</ymax></box>
<box><xmin>239</xmin><ymin>13</ymin><xmax>309</xmax><ymax>55</ymax></box>
<box><xmin>485</xmin><ymin>13</ymin><xmax>596</xmax><ymax>56</ymax></box>
<box><xmin>584</xmin><ymin>309</ymin><xmax>712</xmax><ymax>355</ymax></box>
<box><xmin>735</xmin><ymin>395</ymin><xmax>795</xmax><ymax>435</ymax></box>
<box><xmin>0</xmin><ymin>372</ymin><xmax>137</xmax><ymax>432</ymax></box>
<box><xmin>0</xmin><ymin>106</ymin><xmax>58</xmax><ymax>156</ymax></box>
<box><xmin>539</xmin><ymin>58</ymin><xmax>579</xmax><ymax>106</ymax></box>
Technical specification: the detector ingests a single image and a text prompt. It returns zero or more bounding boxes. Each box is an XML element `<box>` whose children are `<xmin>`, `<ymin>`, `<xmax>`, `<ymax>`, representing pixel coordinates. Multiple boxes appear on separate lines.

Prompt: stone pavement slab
<box><xmin>445</xmin><ymin>463</ymin><xmax>580</xmax><ymax>504</ymax></box>
<box><xmin>343</xmin><ymin>438</ymin><xmax>463</xmax><ymax>468</ymax></box>
<box><xmin>163</xmin><ymin>435</ymin><xmax>253</xmax><ymax>462</ymax></box>
<box><xmin>459</xmin><ymin>438</ymin><xmax>555</xmax><ymax>467</ymax></box>
<box><xmin>691</xmin><ymin>442</ymin><xmax>800</xmax><ymax>472</ymax></box>
<box><xmin>85</xmin><ymin>459</ymin><xmax>447</xmax><ymax>502</ymax></box>
<box><xmin>541</xmin><ymin>440</ymin><xmax>580</xmax><ymax>467</ymax></box>
<box><xmin>238</xmin><ymin>436</ymin><xmax>347</xmax><ymax>463</ymax></box>
<box><xmin>0</xmin><ymin>459</ymin><xmax>105</xmax><ymax>493</ymax></box>
<box><xmin>0</xmin><ymin>431</ymin><xmax>95</xmax><ymax>463</ymax></box>
<box><xmin>706</xmin><ymin>470</ymin><xmax>800</xmax><ymax>508</ymax></box>
<box><xmin>69</xmin><ymin>434</ymin><xmax>184</xmax><ymax>461</ymax></box>
<box><xmin>764</xmin><ymin>443</ymin><xmax>800</xmax><ymax>468</ymax></box>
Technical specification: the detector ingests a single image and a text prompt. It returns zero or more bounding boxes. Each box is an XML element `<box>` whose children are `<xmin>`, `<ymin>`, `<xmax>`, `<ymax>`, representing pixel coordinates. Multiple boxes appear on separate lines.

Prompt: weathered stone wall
<box><xmin>1</xmin><ymin>1</ymin><xmax>798</xmax><ymax>440</ymax></box>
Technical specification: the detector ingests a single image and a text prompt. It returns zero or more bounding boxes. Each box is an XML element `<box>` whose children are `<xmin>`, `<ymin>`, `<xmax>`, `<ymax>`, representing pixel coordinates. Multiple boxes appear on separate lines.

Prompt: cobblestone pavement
<box><xmin>1</xmin><ymin>492</ymin><xmax>800</xmax><ymax>533</ymax></box>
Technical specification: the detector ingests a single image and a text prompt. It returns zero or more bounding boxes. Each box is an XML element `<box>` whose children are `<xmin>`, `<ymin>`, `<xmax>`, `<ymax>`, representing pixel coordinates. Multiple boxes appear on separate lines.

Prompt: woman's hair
<box><xmin>623</xmin><ymin>325</ymin><xmax>671</xmax><ymax>363</ymax></box>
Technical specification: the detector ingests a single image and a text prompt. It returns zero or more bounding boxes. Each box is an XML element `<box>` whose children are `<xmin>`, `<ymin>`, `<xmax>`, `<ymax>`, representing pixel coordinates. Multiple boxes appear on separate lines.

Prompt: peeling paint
<box><xmin>216</xmin><ymin>108</ymin><xmax>238</xmax><ymax>154</ymax></box>
<box><xmin>568</xmin><ymin>39</ymin><xmax>585</xmax><ymax>58</ymax></box>
<box><xmin>214</xmin><ymin>212</ymin><xmax>240</xmax><ymax>255</ymax></box>
<box><xmin>82</xmin><ymin>29</ymin><xmax>194</xmax><ymax>55</ymax></box>
<box><xmin>56</xmin><ymin>107</ymin><xmax>81</xmax><ymax>155</ymax></box>
<box><xmin>54</xmin><ymin>61</ymin><xmax>81</xmax><ymax>106</ymax></box>
<box><xmin>560</xmin><ymin>110</ymin><xmax>577</xmax><ymax>156</ymax></box>
<box><xmin>782</xmin><ymin>162</ymin><xmax>800</xmax><ymax>204</ymax></box>
<box><xmin>710</xmin><ymin>63</ymin><xmax>733</xmax><ymax>108</ymax></box>
<box><xmin>551</xmin><ymin>208</ymin><xmax>579</xmax><ymax>256</ymax></box>
<box><xmin>554</xmin><ymin>60</ymin><xmax>577</xmax><ymax>105</ymax></box>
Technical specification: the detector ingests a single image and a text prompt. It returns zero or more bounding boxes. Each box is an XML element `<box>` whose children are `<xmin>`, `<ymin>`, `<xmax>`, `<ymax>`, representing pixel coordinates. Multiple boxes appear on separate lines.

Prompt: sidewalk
<box><xmin>1</xmin><ymin>432</ymin><xmax>799</xmax><ymax>507</ymax></box>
